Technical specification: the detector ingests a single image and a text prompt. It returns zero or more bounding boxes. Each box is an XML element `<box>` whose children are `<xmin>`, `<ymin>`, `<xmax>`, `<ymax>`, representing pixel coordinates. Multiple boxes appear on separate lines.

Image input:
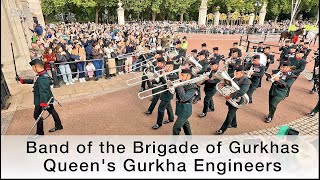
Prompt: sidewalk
<box><xmin>1</xmin><ymin>72</ymin><xmax>142</xmax><ymax>135</ymax></box>
<box><xmin>242</xmin><ymin>114</ymin><xmax>319</xmax><ymax>135</ymax></box>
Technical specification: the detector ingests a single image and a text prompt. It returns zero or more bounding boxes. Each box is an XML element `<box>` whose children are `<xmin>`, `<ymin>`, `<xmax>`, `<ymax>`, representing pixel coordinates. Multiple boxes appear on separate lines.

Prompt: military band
<box><xmin>18</xmin><ymin>37</ymin><xmax>318</xmax><ymax>136</ymax></box>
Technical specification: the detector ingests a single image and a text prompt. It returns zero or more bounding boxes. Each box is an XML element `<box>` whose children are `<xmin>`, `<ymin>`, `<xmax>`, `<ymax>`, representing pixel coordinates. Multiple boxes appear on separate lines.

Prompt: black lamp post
<box><xmin>254</xmin><ymin>0</ymin><xmax>262</xmax><ymax>27</ymax></box>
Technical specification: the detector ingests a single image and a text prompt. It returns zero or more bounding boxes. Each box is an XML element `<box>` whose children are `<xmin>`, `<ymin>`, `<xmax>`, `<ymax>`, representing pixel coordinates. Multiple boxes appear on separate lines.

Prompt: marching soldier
<box><xmin>16</xmin><ymin>59</ymin><xmax>63</xmax><ymax>135</ymax></box>
<box><xmin>140</xmin><ymin>47</ymin><xmax>155</xmax><ymax>92</ymax></box>
<box><xmin>279</xmin><ymin>40</ymin><xmax>292</xmax><ymax>60</ymax></box>
<box><xmin>278</xmin><ymin>45</ymin><xmax>296</xmax><ymax>69</ymax></box>
<box><xmin>198</xmin><ymin>59</ymin><xmax>220</xmax><ymax>118</ymax></box>
<box><xmin>226</xmin><ymin>49</ymin><xmax>242</xmax><ymax>77</ymax></box>
<box><xmin>228</xmin><ymin>42</ymin><xmax>242</xmax><ymax>58</ymax></box>
<box><xmin>191</xmin><ymin>49</ymin><xmax>198</xmax><ymax>60</ymax></box>
<box><xmin>310</xmin><ymin>49</ymin><xmax>319</xmax><ymax>94</ymax></box>
<box><xmin>265</xmin><ymin>61</ymin><xmax>296</xmax><ymax>123</ymax></box>
<box><xmin>261</xmin><ymin>46</ymin><xmax>275</xmax><ymax>87</ymax></box>
<box><xmin>201</xmin><ymin>43</ymin><xmax>210</xmax><ymax>58</ymax></box>
<box><xmin>256</xmin><ymin>41</ymin><xmax>265</xmax><ymax>53</ymax></box>
<box><xmin>286</xmin><ymin>49</ymin><xmax>307</xmax><ymax>97</ymax></box>
<box><xmin>172</xmin><ymin>40</ymin><xmax>186</xmax><ymax>69</ymax></box>
<box><xmin>245</xmin><ymin>55</ymin><xmax>266</xmax><ymax>103</ymax></box>
<box><xmin>173</xmin><ymin>69</ymin><xmax>198</xmax><ymax>135</ymax></box>
<box><xmin>152</xmin><ymin>61</ymin><xmax>178</xmax><ymax>129</ymax></box>
<box><xmin>211</xmin><ymin>47</ymin><xmax>224</xmax><ymax>63</ymax></box>
<box><xmin>144</xmin><ymin>57</ymin><xmax>166</xmax><ymax>115</ymax></box>
<box><xmin>215</xmin><ymin>65</ymin><xmax>251</xmax><ymax>135</ymax></box>
<box><xmin>307</xmin><ymin>72</ymin><xmax>319</xmax><ymax>117</ymax></box>
<box><xmin>264</xmin><ymin>46</ymin><xmax>275</xmax><ymax>71</ymax></box>
<box><xmin>193</xmin><ymin>50</ymin><xmax>209</xmax><ymax>104</ymax></box>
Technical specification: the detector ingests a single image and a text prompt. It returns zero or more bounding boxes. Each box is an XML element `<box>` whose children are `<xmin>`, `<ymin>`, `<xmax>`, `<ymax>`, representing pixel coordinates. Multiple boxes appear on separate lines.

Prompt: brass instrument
<box><xmin>214</xmin><ymin>65</ymin><xmax>250</xmax><ymax>108</ymax></box>
<box><xmin>185</xmin><ymin>55</ymin><xmax>203</xmax><ymax>76</ymax></box>
<box><xmin>269</xmin><ymin>71</ymin><xmax>283</xmax><ymax>83</ymax></box>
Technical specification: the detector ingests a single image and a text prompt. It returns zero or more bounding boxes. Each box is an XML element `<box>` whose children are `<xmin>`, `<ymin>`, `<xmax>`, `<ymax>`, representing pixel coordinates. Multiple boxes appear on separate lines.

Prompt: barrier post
<box><xmin>239</xmin><ymin>36</ymin><xmax>243</xmax><ymax>46</ymax></box>
<box><xmin>49</xmin><ymin>61</ymin><xmax>60</xmax><ymax>88</ymax></box>
<box><xmin>246</xmin><ymin>41</ymin><xmax>251</xmax><ymax>52</ymax></box>
<box><xmin>246</xmin><ymin>33</ymin><xmax>249</xmax><ymax>42</ymax></box>
<box><xmin>103</xmin><ymin>56</ymin><xmax>111</xmax><ymax>79</ymax></box>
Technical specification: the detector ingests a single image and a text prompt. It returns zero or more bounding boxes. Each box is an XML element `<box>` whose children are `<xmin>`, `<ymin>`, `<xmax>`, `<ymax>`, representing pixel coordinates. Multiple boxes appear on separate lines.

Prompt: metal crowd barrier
<box><xmin>49</xmin><ymin>55</ymin><xmax>149</xmax><ymax>88</ymax></box>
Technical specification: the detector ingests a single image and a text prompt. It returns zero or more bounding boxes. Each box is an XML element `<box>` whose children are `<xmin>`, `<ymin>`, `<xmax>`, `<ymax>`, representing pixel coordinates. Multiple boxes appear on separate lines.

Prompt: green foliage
<box><xmin>41</xmin><ymin>0</ymin><xmax>319</xmax><ymax>22</ymax></box>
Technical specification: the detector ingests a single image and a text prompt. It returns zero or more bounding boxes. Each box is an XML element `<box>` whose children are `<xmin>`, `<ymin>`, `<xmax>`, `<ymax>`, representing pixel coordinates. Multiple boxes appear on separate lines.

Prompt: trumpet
<box><xmin>245</xmin><ymin>65</ymin><xmax>254</xmax><ymax>78</ymax></box>
<box><xmin>265</xmin><ymin>71</ymin><xmax>283</xmax><ymax>83</ymax></box>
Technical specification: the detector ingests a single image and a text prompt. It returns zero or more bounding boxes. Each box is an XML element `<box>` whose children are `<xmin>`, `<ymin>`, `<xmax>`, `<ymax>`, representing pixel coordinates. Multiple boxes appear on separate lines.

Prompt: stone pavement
<box><xmin>0</xmin><ymin>72</ymin><xmax>142</xmax><ymax>135</ymax></box>
<box><xmin>242</xmin><ymin>113</ymin><xmax>319</xmax><ymax>135</ymax></box>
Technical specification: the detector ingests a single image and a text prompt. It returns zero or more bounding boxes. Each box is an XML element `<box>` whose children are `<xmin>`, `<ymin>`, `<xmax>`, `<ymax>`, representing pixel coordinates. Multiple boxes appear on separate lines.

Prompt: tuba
<box><xmin>185</xmin><ymin>55</ymin><xmax>203</xmax><ymax>76</ymax></box>
<box><xmin>214</xmin><ymin>65</ymin><xmax>250</xmax><ymax>108</ymax></box>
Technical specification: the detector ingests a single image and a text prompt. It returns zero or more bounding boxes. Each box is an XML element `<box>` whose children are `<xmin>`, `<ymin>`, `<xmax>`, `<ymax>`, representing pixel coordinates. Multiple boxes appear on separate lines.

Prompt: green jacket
<box><xmin>160</xmin><ymin>72</ymin><xmax>178</xmax><ymax>101</ymax></box>
<box><xmin>289</xmin><ymin>57</ymin><xmax>306</xmax><ymax>76</ymax></box>
<box><xmin>198</xmin><ymin>59</ymin><xmax>209</xmax><ymax>74</ymax></box>
<box><xmin>228</xmin><ymin>76</ymin><xmax>251</xmax><ymax>106</ymax></box>
<box><xmin>269</xmin><ymin>70</ymin><xmax>296</xmax><ymax>99</ymax></box>
<box><xmin>227</xmin><ymin>57</ymin><xmax>242</xmax><ymax>77</ymax></box>
<box><xmin>245</xmin><ymin>62</ymin><xmax>266</xmax><ymax>87</ymax></box>
<box><xmin>202</xmin><ymin>70</ymin><xmax>220</xmax><ymax>93</ymax></box>
<box><xmin>175</xmin><ymin>83</ymin><xmax>198</xmax><ymax>119</ymax></box>
<box><xmin>21</xmin><ymin>71</ymin><xmax>54</xmax><ymax>106</ymax></box>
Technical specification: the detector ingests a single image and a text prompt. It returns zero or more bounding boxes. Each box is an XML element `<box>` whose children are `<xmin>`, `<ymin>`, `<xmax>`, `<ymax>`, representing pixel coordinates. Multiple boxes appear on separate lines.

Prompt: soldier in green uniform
<box><xmin>301</xmin><ymin>42</ymin><xmax>311</xmax><ymax>58</ymax></box>
<box><xmin>198</xmin><ymin>59</ymin><xmax>220</xmax><ymax>118</ymax></box>
<box><xmin>264</xmin><ymin>46</ymin><xmax>275</xmax><ymax>71</ymax></box>
<box><xmin>152</xmin><ymin>61</ymin><xmax>179</xmax><ymax>129</ymax></box>
<box><xmin>228</xmin><ymin>42</ymin><xmax>242</xmax><ymax>58</ymax></box>
<box><xmin>172</xmin><ymin>40</ymin><xmax>186</xmax><ymax>69</ymax></box>
<box><xmin>245</xmin><ymin>55</ymin><xmax>266</xmax><ymax>103</ymax></box>
<box><xmin>278</xmin><ymin>40</ymin><xmax>292</xmax><ymax>63</ymax></box>
<box><xmin>226</xmin><ymin>49</ymin><xmax>242</xmax><ymax>77</ymax></box>
<box><xmin>278</xmin><ymin>45</ymin><xmax>296</xmax><ymax>69</ymax></box>
<box><xmin>201</xmin><ymin>43</ymin><xmax>210</xmax><ymax>58</ymax></box>
<box><xmin>215</xmin><ymin>65</ymin><xmax>251</xmax><ymax>135</ymax></box>
<box><xmin>173</xmin><ymin>69</ymin><xmax>198</xmax><ymax>135</ymax></box>
<box><xmin>256</xmin><ymin>41</ymin><xmax>265</xmax><ymax>53</ymax></box>
<box><xmin>144</xmin><ymin>57</ymin><xmax>166</xmax><ymax>115</ymax></box>
<box><xmin>265</xmin><ymin>61</ymin><xmax>296</xmax><ymax>123</ymax></box>
<box><xmin>16</xmin><ymin>59</ymin><xmax>63</xmax><ymax>135</ymax></box>
<box><xmin>191</xmin><ymin>49</ymin><xmax>198</xmax><ymax>60</ymax></box>
<box><xmin>211</xmin><ymin>47</ymin><xmax>224</xmax><ymax>63</ymax></box>
<box><xmin>307</xmin><ymin>73</ymin><xmax>319</xmax><ymax>117</ymax></box>
<box><xmin>193</xmin><ymin>50</ymin><xmax>209</xmax><ymax>104</ymax></box>
<box><xmin>286</xmin><ymin>49</ymin><xmax>307</xmax><ymax>97</ymax></box>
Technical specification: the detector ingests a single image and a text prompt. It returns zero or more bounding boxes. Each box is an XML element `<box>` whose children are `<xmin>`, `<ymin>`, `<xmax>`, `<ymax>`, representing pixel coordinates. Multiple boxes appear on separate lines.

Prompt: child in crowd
<box><xmin>86</xmin><ymin>61</ymin><xmax>96</xmax><ymax>80</ymax></box>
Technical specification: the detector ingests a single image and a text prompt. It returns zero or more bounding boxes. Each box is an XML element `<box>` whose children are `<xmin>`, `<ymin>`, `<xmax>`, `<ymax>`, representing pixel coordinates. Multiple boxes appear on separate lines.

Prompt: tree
<box><xmin>122</xmin><ymin>0</ymin><xmax>151</xmax><ymax>20</ymax></box>
<box><xmin>151</xmin><ymin>0</ymin><xmax>163</xmax><ymax>21</ymax></box>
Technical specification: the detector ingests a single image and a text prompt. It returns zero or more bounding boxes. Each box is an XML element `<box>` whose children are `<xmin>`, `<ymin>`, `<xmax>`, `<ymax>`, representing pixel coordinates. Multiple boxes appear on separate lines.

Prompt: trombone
<box><xmin>126</xmin><ymin>67</ymin><xmax>165</xmax><ymax>86</ymax></box>
<box><xmin>138</xmin><ymin>69</ymin><xmax>212</xmax><ymax>100</ymax></box>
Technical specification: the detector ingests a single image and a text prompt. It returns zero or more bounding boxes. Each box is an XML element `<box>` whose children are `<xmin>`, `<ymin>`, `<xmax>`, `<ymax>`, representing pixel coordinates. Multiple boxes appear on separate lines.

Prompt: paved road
<box><xmin>4</xmin><ymin>34</ymin><xmax>319</xmax><ymax>135</ymax></box>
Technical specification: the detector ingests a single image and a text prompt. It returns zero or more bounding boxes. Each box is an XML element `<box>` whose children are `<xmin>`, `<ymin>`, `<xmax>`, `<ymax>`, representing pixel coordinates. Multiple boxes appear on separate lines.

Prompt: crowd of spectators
<box><xmin>28</xmin><ymin>20</ymin><xmax>315</xmax><ymax>86</ymax></box>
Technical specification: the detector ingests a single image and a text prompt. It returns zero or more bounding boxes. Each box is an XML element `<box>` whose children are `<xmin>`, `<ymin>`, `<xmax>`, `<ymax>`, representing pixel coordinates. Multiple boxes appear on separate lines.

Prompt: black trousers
<box><xmin>202</xmin><ymin>91</ymin><xmax>216</xmax><ymax>113</ymax></box>
<box><xmin>148</xmin><ymin>94</ymin><xmax>160</xmax><ymax>113</ymax></box>
<box><xmin>268</xmin><ymin>94</ymin><xmax>283</xmax><ymax>118</ymax></box>
<box><xmin>156</xmin><ymin>100</ymin><xmax>174</xmax><ymax>125</ymax></box>
<box><xmin>33</xmin><ymin>104</ymin><xmax>63</xmax><ymax>135</ymax></box>
<box><xmin>219</xmin><ymin>102</ymin><xmax>238</xmax><ymax>132</ymax></box>
<box><xmin>194</xmin><ymin>85</ymin><xmax>201</xmax><ymax>101</ymax></box>
<box><xmin>141</xmin><ymin>74</ymin><xmax>151</xmax><ymax>90</ymax></box>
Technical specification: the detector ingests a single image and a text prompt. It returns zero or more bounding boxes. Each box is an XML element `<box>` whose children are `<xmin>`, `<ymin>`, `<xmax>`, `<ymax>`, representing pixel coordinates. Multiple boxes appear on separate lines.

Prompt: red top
<box><xmin>293</xmin><ymin>36</ymin><xmax>299</xmax><ymax>44</ymax></box>
<box><xmin>43</xmin><ymin>53</ymin><xmax>56</xmax><ymax>70</ymax></box>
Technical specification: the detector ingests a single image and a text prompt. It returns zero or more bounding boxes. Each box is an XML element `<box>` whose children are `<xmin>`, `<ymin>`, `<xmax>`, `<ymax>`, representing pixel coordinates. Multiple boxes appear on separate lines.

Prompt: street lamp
<box><xmin>254</xmin><ymin>0</ymin><xmax>262</xmax><ymax>26</ymax></box>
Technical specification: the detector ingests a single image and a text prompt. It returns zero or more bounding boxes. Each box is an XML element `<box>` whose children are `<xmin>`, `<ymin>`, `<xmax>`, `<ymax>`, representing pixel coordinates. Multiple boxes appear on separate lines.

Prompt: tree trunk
<box><xmin>180</xmin><ymin>13</ymin><xmax>184</xmax><ymax>22</ymax></box>
<box><xmin>274</xmin><ymin>15</ymin><xmax>278</xmax><ymax>22</ymax></box>
<box><xmin>95</xmin><ymin>5</ymin><xmax>100</xmax><ymax>24</ymax></box>
<box><xmin>137</xmin><ymin>12</ymin><xmax>140</xmax><ymax>21</ymax></box>
<box><xmin>152</xmin><ymin>12</ymin><xmax>156</xmax><ymax>21</ymax></box>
